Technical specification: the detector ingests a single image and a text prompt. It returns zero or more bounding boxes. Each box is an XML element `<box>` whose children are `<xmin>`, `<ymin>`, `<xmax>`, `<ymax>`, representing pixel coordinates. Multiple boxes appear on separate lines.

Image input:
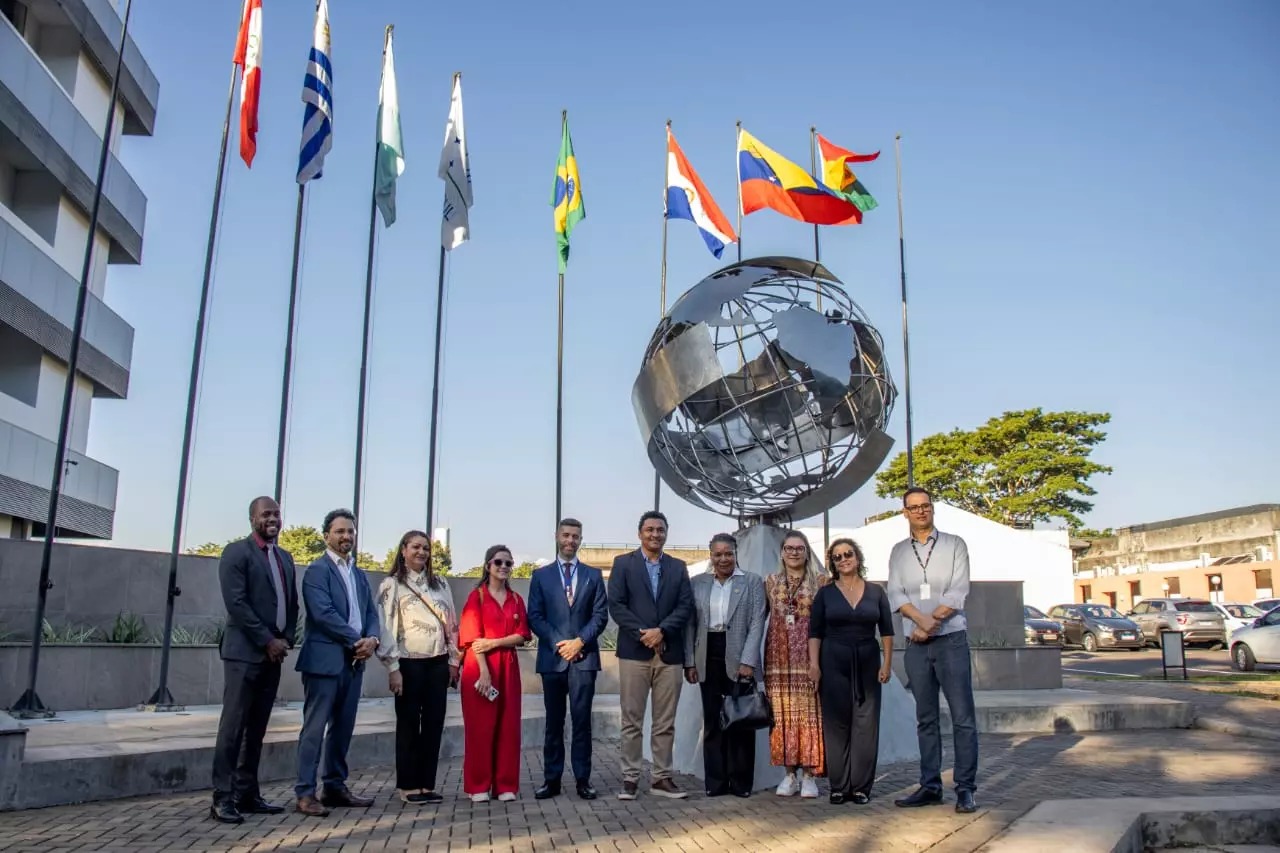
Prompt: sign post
<box><xmin>1160</xmin><ymin>630</ymin><xmax>1187</xmax><ymax>681</ymax></box>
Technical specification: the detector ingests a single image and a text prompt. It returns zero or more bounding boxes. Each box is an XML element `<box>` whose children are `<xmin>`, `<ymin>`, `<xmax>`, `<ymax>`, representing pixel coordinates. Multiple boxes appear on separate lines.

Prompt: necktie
<box><xmin>562</xmin><ymin>562</ymin><xmax>574</xmax><ymax>606</ymax></box>
<box><xmin>265</xmin><ymin>545</ymin><xmax>287</xmax><ymax>631</ymax></box>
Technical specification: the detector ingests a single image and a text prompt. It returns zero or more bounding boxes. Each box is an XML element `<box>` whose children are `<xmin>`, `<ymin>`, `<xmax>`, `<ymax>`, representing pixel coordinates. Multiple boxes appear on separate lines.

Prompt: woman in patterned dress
<box><xmin>764</xmin><ymin>529</ymin><xmax>828</xmax><ymax>798</ymax></box>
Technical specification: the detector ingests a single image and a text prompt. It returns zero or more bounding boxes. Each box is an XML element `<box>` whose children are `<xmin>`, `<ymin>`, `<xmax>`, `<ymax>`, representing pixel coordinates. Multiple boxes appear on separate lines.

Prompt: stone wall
<box><xmin>1077</xmin><ymin>505</ymin><xmax>1280</xmax><ymax>573</ymax></box>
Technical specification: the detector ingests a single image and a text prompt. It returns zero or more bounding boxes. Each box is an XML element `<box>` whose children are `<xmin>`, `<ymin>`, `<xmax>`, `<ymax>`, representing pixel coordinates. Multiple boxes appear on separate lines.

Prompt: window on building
<box><xmin>0</xmin><ymin>0</ymin><xmax>27</xmax><ymax>34</ymax></box>
<box><xmin>1165</xmin><ymin>577</ymin><xmax>1181</xmax><ymax>596</ymax></box>
<box><xmin>1255</xmin><ymin>569</ymin><xmax>1274</xmax><ymax>597</ymax></box>
<box><xmin>1128</xmin><ymin>580</ymin><xmax>1141</xmax><ymax>602</ymax></box>
<box><xmin>1079</xmin><ymin>584</ymin><xmax>1092</xmax><ymax>603</ymax></box>
<box><xmin>0</xmin><ymin>326</ymin><xmax>40</xmax><ymax>406</ymax></box>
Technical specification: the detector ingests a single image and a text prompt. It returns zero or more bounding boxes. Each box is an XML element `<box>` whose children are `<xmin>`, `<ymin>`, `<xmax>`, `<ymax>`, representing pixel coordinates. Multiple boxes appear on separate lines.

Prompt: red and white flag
<box><xmin>233</xmin><ymin>0</ymin><xmax>263</xmax><ymax>167</ymax></box>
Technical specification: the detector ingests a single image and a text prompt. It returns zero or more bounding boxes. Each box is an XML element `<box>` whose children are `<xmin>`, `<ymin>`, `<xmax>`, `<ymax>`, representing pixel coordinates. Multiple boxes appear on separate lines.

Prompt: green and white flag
<box><xmin>438</xmin><ymin>74</ymin><xmax>473</xmax><ymax>250</ymax></box>
<box><xmin>373</xmin><ymin>26</ymin><xmax>404</xmax><ymax>227</ymax></box>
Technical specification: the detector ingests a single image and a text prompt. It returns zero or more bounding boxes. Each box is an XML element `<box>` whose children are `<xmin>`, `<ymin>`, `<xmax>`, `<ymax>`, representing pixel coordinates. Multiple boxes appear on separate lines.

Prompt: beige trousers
<box><xmin>618</xmin><ymin>655</ymin><xmax>683</xmax><ymax>783</ymax></box>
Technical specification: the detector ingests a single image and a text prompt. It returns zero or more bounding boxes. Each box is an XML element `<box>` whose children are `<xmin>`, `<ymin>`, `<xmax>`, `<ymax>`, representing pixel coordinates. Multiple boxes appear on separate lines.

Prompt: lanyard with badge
<box><xmin>783</xmin><ymin>575</ymin><xmax>802</xmax><ymax>627</ymax></box>
<box><xmin>911</xmin><ymin>536</ymin><xmax>936</xmax><ymax>601</ymax></box>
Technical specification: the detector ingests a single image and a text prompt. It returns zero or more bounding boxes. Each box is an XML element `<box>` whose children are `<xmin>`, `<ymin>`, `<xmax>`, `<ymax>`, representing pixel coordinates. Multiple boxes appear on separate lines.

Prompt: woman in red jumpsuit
<box><xmin>459</xmin><ymin>544</ymin><xmax>531</xmax><ymax>802</ymax></box>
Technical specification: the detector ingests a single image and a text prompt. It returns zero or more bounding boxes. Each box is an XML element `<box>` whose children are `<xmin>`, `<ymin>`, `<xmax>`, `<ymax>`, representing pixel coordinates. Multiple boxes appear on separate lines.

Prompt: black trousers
<box><xmin>395</xmin><ymin>655</ymin><xmax>451</xmax><ymax>791</ymax></box>
<box><xmin>212</xmin><ymin>659</ymin><xmax>282</xmax><ymax>801</ymax></box>
<box><xmin>819</xmin><ymin>638</ymin><xmax>882</xmax><ymax>797</ymax></box>
<box><xmin>542</xmin><ymin>666</ymin><xmax>598</xmax><ymax>784</ymax></box>
<box><xmin>699</xmin><ymin>632</ymin><xmax>756</xmax><ymax>795</ymax></box>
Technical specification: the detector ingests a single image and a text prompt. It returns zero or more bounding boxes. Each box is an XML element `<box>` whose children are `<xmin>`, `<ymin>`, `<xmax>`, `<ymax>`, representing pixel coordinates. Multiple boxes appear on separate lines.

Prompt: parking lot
<box><xmin>1060</xmin><ymin>647</ymin><xmax>1280</xmax><ymax>678</ymax></box>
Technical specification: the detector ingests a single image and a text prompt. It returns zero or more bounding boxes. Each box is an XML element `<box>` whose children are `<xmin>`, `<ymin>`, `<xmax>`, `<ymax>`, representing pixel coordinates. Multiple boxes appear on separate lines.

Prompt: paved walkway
<box><xmin>1064</xmin><ymin>674</ymin><xmax>1280</xmax><ymax>734</ymax></box>
<box><xmin>1</xmin><ymin>728</ymin><xmax>1278</xmax><ymax>852</ymax></box>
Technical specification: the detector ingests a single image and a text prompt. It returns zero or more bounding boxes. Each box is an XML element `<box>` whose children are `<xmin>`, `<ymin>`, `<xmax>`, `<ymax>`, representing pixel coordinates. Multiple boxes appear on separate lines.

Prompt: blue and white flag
<box><xmin>296</xmin><ymin>0</ymin><xmax>333</xmax><ymax>184</ymax></box>
<box><xmin>438</xmin><ymin>74</ymin><xmax>472</xmax><ymax>249</ymax></box>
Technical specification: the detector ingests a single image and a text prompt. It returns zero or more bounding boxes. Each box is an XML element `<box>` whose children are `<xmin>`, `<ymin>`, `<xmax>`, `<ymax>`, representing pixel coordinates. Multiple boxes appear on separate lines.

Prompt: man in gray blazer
<box><xmin>210</xmin><ymin>496</ymin><xmax>298</xmax><ymax>824</ymax></box>
<box><xmin>683</xmin><ymin>532</ymin><xmax>766</xmax><ymax>797</ymax></box>
<box><xmin>293</xmin><ymin>509</ymin><xmax>380</xmax><ymax>816</ymax></box>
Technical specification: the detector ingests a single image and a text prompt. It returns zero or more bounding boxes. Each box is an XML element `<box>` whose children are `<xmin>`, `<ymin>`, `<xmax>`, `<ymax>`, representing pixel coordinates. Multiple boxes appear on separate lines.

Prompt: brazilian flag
<box><xmin>551</xmin><ymin>115</ymin><xmax>585</xmax><ymax>273</ymax></box>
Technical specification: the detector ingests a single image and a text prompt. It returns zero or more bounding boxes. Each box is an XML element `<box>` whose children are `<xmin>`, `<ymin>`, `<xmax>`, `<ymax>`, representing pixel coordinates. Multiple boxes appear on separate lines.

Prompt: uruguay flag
<box><xmin>296</xmin><ymin>0</ymin><xmax>333</xmax><ymax>184</ymax></box>
<box><xmin>666</xmin><ymin>129</ymin><xmax>736</xmax><ymax>258</ymax></box>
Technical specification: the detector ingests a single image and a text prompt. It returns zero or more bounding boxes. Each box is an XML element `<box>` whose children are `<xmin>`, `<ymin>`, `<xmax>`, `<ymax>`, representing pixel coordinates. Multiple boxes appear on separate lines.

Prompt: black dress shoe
<box><xmin>534</xmin><ymin>782</ymin><xmax>561</xmax><ymax>800</ymax></box>
<box><xmin>576</xmin><ymin>781</ymin><xmax>598</xmax><ymax>800</ymax></box>
<box><xmin>209</xmin><ymin>800</ymin><xmax>244</xmax><ymax>824</ymax></box>
<box><xmin>731</xmin><ymin>790</ymin><xmax>751</xmax><ymax>799</ymax></box>
<box><xmin>829</xmin><ymin>792</ymin><xmax>846</xmax><ymax>805</ymax></box>
<box><xmin>419</xmin><ymin>790</ymin><xmax>444</xmax><ymax>804</ymax></box>
<box><xmin>320</xmin><ymin>786</ymin><xmax>374</xmax><ymax>808</ymax></box>
<box><xmin>235</xmin><ymin>796</ymin><xmax>285</xmax><ymax>815</ymax></box>
<box><xmin>955</xmin><ymin>790</ymin><xmax>978</xmax><ymax>813</ymax></box>
<box><xmin>851</xmin><ymin>792</ymin><xmax>870</xmax><ymax>805</ymax></box>
<box><xmin>894</xmin><ymin>787</ymin><xmax>944</xmax><ymax>808</ymax></box>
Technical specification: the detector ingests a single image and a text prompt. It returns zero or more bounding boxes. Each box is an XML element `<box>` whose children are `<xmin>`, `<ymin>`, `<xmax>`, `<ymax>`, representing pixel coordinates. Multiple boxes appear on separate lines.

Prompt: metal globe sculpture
<box><xmin>632</xmin><ymin>256</ymin><xmax>897</xmax><ymax>521</ymax></box>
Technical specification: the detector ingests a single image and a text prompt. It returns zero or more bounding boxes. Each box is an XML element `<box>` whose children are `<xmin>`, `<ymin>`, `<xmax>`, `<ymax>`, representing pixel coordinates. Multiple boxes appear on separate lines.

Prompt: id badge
<box><xmin>919</xmin><ymin>582</ymin><xmax>932</xmax><ymax>600</ymax></box>
<box><xmin>785</xmin><ymin>614</ymin><xmax>796</xmax><ymax>627</ymax></box>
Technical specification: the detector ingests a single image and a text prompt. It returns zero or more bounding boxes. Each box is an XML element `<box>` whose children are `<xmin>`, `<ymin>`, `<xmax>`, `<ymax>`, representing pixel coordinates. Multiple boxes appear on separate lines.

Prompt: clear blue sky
<box><xmin>94</xmin><ymin>0</ymin><xmax>1279</xmax><ymax>567</ymax></box>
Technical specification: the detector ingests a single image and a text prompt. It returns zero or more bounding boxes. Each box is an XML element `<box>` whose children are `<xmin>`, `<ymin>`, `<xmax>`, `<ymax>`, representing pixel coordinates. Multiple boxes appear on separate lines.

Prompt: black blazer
<box><xmin>218</xmin><ymin>536</ymin><xmax>299</xmax><ymax>663</ymax></box>
<box><xmin>607</xmin><ymin>550</ymin><xmax>694</xmax><ymax>665</ymax></box>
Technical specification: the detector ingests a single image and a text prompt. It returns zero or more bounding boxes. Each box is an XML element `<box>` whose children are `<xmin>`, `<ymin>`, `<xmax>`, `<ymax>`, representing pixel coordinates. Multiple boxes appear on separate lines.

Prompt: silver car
<box><xmin>1230</xmin><ymin>606</ymin><xmax>1280</xmax><ymax>671</ymax></box>
<box><xmin>1129</xmin><ymin>598</ymin><xmax>1226</xmax><ymax>648</ymax></box>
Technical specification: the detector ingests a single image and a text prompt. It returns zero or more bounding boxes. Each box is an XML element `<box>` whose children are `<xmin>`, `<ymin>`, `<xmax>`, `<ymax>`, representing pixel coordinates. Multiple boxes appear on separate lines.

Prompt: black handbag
<box><xmin>720</xmin><ymin>677</ymin><xmax>773</xmax><ymax>731</ymax></box>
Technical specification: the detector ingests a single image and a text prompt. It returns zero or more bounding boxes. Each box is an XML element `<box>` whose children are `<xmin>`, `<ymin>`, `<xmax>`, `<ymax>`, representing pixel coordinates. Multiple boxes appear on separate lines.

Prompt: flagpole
<box><xmin>11</xmin><ymin>0</ymin><xmax>134</xmax><ymax>717</ymax></box>
<box><xmin>273</xmin><ymin>185</ymin><xmax>306</xmax><ymax>502</ymax></box>
<box><xmin>809</xmin><ymin>126</ymin><xmax>830</xmax><ymax>552</ymax></box>
<box><xmin>354</xmin><ymin>25</ymin><xmax>392</xmax><ymax>530</ymax></box>
<box><xmin>555</xmin><ymin>109</ymin><xmax>568</xmax><ymax>527</ymax></box>
<box><xmin>654</xmin><ymin>120</ymin><xmax>671</xmax><ymax>512</ymax></box>
<box><xmin>145</xmin><ymin>4</ymin><xmax>246</xmax><ymax>711</ymax></box>
<box><xmin>735</xmin><ymin>120</ymin><xmax>743</xmax><ymax>263</ymax></box>
<box><xmin>894</xmin><ymin>132</ymin><xmax>915</xmax><ymax>487</ymax></box>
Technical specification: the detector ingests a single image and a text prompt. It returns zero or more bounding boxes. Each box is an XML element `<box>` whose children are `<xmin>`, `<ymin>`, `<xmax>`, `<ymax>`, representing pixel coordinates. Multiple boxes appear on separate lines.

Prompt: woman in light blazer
<box><xmin>683</xmin><ymin>533</ymin><xmax>767</xmax><ymax>797</ymax></box>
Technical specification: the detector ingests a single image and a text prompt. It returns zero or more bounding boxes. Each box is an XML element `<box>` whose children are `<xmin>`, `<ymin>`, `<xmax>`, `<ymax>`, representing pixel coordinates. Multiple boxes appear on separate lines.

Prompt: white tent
<box><xmin>796</xmin><ymin>503</ymin><xmax>1075</xmax><ymax>613</ymax></box>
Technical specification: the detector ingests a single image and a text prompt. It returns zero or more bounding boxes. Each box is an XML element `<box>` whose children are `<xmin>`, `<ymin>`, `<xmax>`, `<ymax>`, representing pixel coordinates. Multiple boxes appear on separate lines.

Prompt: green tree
<box><xmin>457</xmin><ymin>559</ymin><xmax>539</xmax><ymax>579</ymax></box>
<box><xmin>1070</xmin><ymin>527</ymin><xmax>1114</xmax><ymax>540</ymax></box>
<box><xmin>874</xmin><ymin>408</ymin><xmax>1112</xmax><ymax>529</ymax></box>
<box><xmin>186</xmin><ymin>542</ymin><xmax>225</xmax><ymax>557</ymax></box>
<box><xmin>277</xmin><ymin>526</ymin><xmax>326</xmax><ymax>565</ymax></box>
<box><xmin>382</xmin><ymin>540</ymin><xmax>452</xmax><ymax>575</ymax></box>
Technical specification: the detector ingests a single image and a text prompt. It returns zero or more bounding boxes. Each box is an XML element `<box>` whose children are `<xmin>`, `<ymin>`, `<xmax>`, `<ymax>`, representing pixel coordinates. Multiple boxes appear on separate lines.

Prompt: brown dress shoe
<box><xmin>320</xmin><ymin>786</ymin><xmax>374</xmax><ymax>808</ymax></box>
<box><xmin>295</xmin><ymin>795</ymin><xmax>330</xmax><ymax>817</ymax></box>
<box><xmin>650</xmin><ymin>778</ymin><xmax>688</xmax><ymax>799</ymax></box>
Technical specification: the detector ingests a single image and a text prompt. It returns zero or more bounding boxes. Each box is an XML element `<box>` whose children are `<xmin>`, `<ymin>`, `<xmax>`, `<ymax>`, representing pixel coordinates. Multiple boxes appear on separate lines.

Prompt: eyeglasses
<box><xmin>491</xmin><ymin>559</ymin><xmax>514</xmax><ymax>568</ymax></box>
<box><xmin>831</xmin><ymin>551</ymin><xmax>856</xmax><ymax>563</ymax></box>
<box><xmin>781</xmin><ymin>545</ymin><xmax>807</xmax><ymax>554</ymax></box>
<box><xmin>904</xmin><ymin>503</ymin><xmax>933</xmax><ymax>514</ymax></box>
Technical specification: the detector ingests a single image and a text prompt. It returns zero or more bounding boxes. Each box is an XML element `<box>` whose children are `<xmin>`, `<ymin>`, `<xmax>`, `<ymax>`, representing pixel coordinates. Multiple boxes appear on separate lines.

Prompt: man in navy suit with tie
<box><xmin>528</xmin><ymin>517</ymin><xmax>609</xmax><ymax>800</ymax></box>
<box><xmin>607</xmin><ymin>510</ymin><xmax>694</xmax><ymax>800</ymax></box>
<box><xmin>293</xmin><ymin>509</ymin><xmax>380</xmax><ymax>816</ymax></box>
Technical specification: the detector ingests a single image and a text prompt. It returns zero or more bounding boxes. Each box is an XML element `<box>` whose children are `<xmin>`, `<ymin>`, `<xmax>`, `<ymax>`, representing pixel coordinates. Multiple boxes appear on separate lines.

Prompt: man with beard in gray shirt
<box><xmin>886</xmin><ymin>487</ymin><xmax>978</xmax><ymax>814</ymax></box>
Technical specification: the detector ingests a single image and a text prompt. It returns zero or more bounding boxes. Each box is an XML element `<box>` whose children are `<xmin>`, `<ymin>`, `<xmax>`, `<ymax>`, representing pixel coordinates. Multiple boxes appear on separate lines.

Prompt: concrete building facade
<box><xmin>0</xmin><ymin>0</ymin><xmax>157</xmax><ymax>539</ymax></box>
<box><xmin>1072</xmin><ymin>504</ymin><xmax>1279</xmax><ymax>610</ymax></box>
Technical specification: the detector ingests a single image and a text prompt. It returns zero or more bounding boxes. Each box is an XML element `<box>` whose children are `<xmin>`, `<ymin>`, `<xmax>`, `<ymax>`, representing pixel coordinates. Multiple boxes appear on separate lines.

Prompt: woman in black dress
<box><xmin>807</xmin><ymin>537</ymin><xmax>894</xmax><ymax>804</ymax></box>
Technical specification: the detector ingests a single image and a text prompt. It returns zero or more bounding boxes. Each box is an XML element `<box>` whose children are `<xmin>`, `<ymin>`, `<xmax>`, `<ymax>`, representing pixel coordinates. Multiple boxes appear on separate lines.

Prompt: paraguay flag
<box><xmin>666</xmin><ymin>129</ymin><xmax>736</xmax><ymax>258</ymax></box>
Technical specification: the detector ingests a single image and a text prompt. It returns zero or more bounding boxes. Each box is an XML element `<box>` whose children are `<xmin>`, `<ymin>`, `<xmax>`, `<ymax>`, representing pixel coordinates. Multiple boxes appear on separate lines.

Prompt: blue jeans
<box><xmin>904</xmin><ymin>630</ymin><xmax>978</xmax><ymax>794</ymax></box>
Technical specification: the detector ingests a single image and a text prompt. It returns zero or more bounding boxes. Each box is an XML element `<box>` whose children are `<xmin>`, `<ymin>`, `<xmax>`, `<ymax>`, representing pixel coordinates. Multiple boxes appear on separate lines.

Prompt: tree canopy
<box><xmin>457</xmin><ymin>560</ymin><xmax>541</xmax><ymax>579</ymax></box>
<box><xmin>874</xmin><ymin>408</ymin><xmax>1112</xmax><ymax>529</ymax></box>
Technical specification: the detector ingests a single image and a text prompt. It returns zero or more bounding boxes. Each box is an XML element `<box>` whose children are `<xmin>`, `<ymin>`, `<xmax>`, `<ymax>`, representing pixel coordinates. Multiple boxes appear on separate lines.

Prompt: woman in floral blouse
<box><xmin>377</xmin><ymin>530</ymin><xmax>460</xmax><ymax>804</ymax></box>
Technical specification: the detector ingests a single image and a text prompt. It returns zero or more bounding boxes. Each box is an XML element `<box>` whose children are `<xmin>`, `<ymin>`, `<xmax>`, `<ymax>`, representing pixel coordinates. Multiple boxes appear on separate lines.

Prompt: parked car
<box><xmin>1047</xmin><ymin>604</ymin><xmax>1144</xmax><ymax>652</ymax></box>
<box><xmin>1024</xmin><ymin>605</ymin><xmax>1064</xmax><ymax>646</ymax></box>
<box><xmin>1128</xmin><ymin>598</ymin><xmax>1226</xmax><ymax>648</ymax></box>
<box><xmin>1230</xmin><ymin>606</ymin><xmax>1280</xmax><ymax>671</ymax></box>
<box><xmin>1214</xmin><ymin>602</ymin><xmax>1265</xmax><ymax>635</ymax></box>
<box><xmin>1253</xmin><ymin>598</ymin><xmax>1280</xmax><ymax>614</ymax></box>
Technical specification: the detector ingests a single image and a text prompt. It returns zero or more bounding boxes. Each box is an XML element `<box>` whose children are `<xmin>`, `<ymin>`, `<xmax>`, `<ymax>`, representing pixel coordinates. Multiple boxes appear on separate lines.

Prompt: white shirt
<box><xmin>556</xmin><ymin>556</ymin><xmax>579</xmax><ymax>601</ymax></box>
<box><xmin>709</xmin><ymin>568</ymin><xmax>744</xmax><ymax>628</ymax></box>
<box><xmin>328</xmin><ymin>549</ymin><xmax>363</xmax><ymax>637</ymax></box>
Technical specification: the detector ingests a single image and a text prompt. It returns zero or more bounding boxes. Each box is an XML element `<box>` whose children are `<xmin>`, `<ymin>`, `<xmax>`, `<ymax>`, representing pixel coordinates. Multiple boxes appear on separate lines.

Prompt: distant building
<box><xmin>1072</xmin><ymin>504</ymin><xmax>1279</xmax><ymax>609</ymax></box>
<box><xmin>0</xmin><ymin>1</ymin><xmax>158</xmax><ymax>539</ymax></box>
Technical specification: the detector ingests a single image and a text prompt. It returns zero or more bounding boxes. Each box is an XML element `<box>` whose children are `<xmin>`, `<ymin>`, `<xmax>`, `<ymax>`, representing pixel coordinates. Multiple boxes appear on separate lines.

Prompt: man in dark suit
<box><xmin>293</xmin><ymin>509</ymin><xmax>380</xmax><ymax>816</ymax></box>
<box><xmin>528</xmin><ymin>517</ymin><xmax>610</xmax><ymax>800</ymax></box>
<box><xmin>607</xmin><ymin>510</ymin><xmax>694</xmax><ymax>800</ymax></box>
<box><xmin>210</xmin><ymin>496</ymin><xmax>298</xmax><ymax>824</ymax></box>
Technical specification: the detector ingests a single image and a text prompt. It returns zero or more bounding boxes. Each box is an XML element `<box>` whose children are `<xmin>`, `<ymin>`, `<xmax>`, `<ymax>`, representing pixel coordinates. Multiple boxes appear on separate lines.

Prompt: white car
<box><xmin>1215</xmin><ymin>602</ymin><xmax>1266</xmax><ymax>635</ymax></box>
<box><xmin>1254</xmin><ymin>598</ymin><xmax>1280</xmax><ymax>614</ymax></box>
<box><xmin>1230</xmin><ymin>606</ymin><xmax>1280</xmax><ymax>671</ymax></box>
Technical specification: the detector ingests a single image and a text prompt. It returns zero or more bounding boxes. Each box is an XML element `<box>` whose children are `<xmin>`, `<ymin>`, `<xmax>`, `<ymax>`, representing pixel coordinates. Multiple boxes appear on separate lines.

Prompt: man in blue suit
<box><xmin>293</xmin><ymin>509</ymin><xmax>380</xmax><ymax>816</ymax></box>
<box><xmin>527</xmin><ymin>517</ymin><xmax>609</xmax><ymax>800</ymax></box>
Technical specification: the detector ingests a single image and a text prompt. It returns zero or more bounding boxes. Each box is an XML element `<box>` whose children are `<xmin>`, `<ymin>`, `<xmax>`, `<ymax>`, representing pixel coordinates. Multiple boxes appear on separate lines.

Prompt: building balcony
<box><xmin>0</xmin><ymin>209</ymin><xmax>132</xmax><ymax>398</ymax></box>
<box><xmin>0</xmin><ymin>417</ymin><xmax>117</xmax><ymax>538</ymax></box>
<box><xmin>0</xmin><ymin>16</ymin><xmax>147</xmax><ymax>263</ymax></box>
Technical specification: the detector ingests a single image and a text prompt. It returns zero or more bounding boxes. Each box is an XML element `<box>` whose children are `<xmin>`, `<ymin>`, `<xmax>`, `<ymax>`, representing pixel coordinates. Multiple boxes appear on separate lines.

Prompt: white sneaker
<box><xmin>800</xmin><ymin>773</ymin><xmax>820</xmax><ymax>799</ymax></box>
<box><xmin>775</xmin><ymin>773</ymin><xmax>798</xmax><ymax>797</ymax></box>
<box><xmin>470</xmin><ymin>792</ymin><xmax>490</xmax><ymax>803</ymax></box>
<box><xmin>497</xmin><ymin>792</ymin><xmax>516</xmax><ymax>802</ymax></box>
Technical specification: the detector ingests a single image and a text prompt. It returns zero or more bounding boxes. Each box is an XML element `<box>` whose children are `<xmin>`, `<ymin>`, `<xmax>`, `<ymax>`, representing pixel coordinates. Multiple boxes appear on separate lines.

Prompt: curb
<box><xmin>1194</xmin><ymin>715</ymin><xmax>1280</xmax><ymax>742</ymax></box>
